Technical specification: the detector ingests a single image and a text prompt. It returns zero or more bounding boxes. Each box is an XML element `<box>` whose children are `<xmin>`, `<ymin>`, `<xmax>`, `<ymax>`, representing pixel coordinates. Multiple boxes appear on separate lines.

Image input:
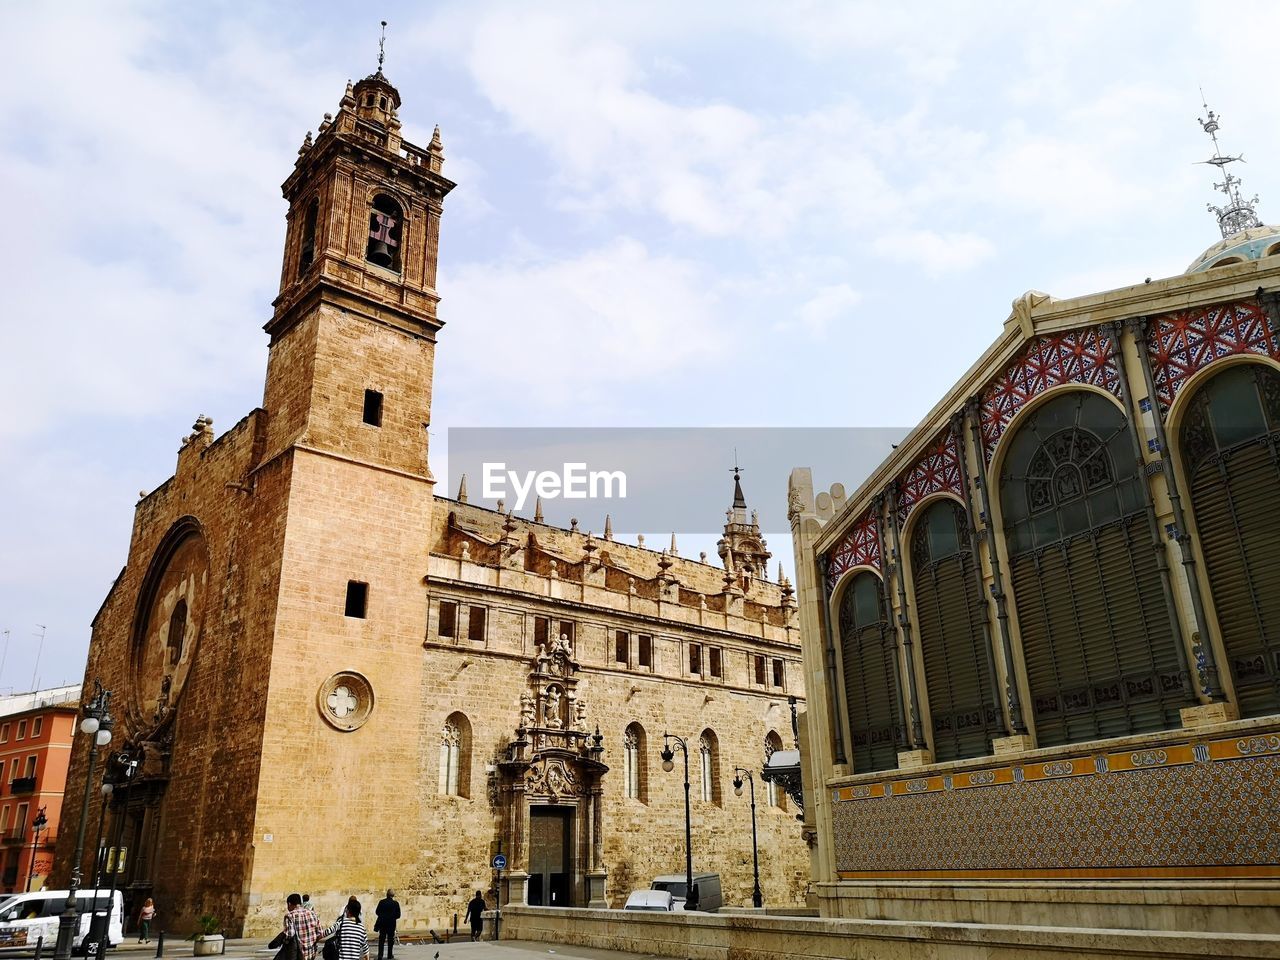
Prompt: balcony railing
<box><xmin>3</xmin><ymin>828</ymin><xmax>26</xmax><ymax>843</ymax></box>
<box><xmin>10</xmin><ymin>777</ymin><xmax>36</xmax><ymax>795</ymax></box>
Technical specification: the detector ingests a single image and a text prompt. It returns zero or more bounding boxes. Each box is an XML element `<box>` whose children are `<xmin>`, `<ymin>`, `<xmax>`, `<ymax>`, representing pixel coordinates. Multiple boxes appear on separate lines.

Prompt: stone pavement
<box><xmin>94</xmin><ymin>939</ymin><xmax>662</xmax><ymax>960</ymax></box>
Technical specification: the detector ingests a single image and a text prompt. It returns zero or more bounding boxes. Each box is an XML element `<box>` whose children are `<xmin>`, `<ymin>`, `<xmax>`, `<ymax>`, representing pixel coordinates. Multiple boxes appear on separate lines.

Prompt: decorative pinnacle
<box><xmin>377</xmin><ymin>20</ymin><xmax>388</xmax><ymax>74</ymax></box>
<box><xmin>1197</xmin><ymin>96</ymin><xmax>1262</xmax><ymax>238</ymax></box>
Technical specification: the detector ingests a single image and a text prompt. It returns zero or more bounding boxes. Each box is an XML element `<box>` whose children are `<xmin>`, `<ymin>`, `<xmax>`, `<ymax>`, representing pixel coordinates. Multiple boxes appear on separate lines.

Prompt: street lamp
<box><xmin>94</xmin><ymin>751</ymin><xmax>138</xmax><ymax>957</ymax></box>
<box><xmin>732</xmin><ymin>769</ymin><xmax>763</xmax><ymax>909</ymax></box>
<box><xmin>27</xmin><ymin>808</ymin><xmax>48</xmax><ymax>892</ymax></box>
<box><xmin>659</xmin><ymin>733</ymin><xmax>695</xmax><ymax>911</ymax></box>
<box><xmin>54</xmin><ymin>680</ymin><xmax>113</xmax><ymax>960</ymax></box>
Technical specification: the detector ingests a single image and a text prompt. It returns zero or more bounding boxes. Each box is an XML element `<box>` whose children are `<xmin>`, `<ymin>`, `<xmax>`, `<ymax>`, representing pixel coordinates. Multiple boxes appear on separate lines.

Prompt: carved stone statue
<box><xmin>545</xmin><ymin>685</ymin><xmax>563</xmax><ymax>729</ymax></box>
<box><xmin>519</xmin><ymin>692</ymin><xmax>535</xmax><ymax>729</ymax></box>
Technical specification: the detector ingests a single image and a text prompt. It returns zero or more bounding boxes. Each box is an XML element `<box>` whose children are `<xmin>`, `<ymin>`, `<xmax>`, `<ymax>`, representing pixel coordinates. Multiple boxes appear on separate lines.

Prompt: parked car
<box><xmin>623</xmin><ymin>890</ymin><xmax>675</xmax><ymax>912</ymax></box>
<box><xmin>650</xmin><ymin>873</ymin><xmax>723</xmax><ymax>912</ymax></box>
<box><xmin>0</xmin><ymin>889</ymin><xmax>124</xmax><ymax>955</ymax></box>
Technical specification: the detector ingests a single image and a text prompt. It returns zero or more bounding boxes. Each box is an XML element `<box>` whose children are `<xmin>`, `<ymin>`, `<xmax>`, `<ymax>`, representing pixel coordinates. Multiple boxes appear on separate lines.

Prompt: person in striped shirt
<box><xmin>322</xmin><ymin>898</ymin><xmax>369</xmax><ymax>960</ymax></box>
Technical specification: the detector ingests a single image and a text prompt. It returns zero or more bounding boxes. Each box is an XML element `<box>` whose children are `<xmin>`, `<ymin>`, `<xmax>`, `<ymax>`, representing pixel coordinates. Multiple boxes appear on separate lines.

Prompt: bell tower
<box><xmin>718</xmin><ymin>467</ymin><xmax>772</xmax><ymax>588</ymax></box>
<box><xmin>262</xmin><ymin>55</ymin><xmax>455</xmax><ymax>476</ymax></box>
<box><xmin>246</xmin><ymin>44</ymin><xmax>456</xmax><ymax>912</ymax></box>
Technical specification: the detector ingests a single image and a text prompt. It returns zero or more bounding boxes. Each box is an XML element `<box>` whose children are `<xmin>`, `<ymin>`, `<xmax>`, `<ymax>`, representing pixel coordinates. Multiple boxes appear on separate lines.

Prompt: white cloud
<box><xmin>781</xmin><ymin>284</ymin><xmax>863</xmax><ymax>338</ymax></box>
<box><xmin>872</xmin><ymin>230</ymin><xmax>995</xmax><ymax>275</ymax></box>
<box><xmin>434</xmin><ymin>238</ymin><xmax>722</xmax><ymax>421</ymax></box>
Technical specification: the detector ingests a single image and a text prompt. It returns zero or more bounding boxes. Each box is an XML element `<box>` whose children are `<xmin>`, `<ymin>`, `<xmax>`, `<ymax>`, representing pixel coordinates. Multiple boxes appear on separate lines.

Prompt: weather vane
<box><xmin>377</xmin><ymin>20</ymin><xmax>387</xmax><ymax>73</ymax></box>
<box><xmin>1197</xmin><ymin>93</ymin><xmax>1262</xmax><ymax>238</ymax></box>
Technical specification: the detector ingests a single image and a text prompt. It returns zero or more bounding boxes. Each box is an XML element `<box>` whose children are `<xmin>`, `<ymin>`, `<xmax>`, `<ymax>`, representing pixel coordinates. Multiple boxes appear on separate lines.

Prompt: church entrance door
<box><xmin>527</xmin><ymin>806</ymin><xmax>572</xmax><ymax>907</ymax></box>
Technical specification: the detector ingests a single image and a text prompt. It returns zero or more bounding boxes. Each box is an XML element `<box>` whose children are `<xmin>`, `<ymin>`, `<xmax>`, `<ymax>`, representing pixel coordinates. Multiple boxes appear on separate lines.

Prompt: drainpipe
<box><xmin>817</xmin><ymin>555</ymin><xmax>849</xmax><ymax>766</ymax></box>
<box><xmin>884</xmin><ymin>491</ymin><xmax>927</xmax><ymax>749</ymax></box>
<box><xmin>1106</xmin><ymin>320</ymin><xmax>1201</xmax><ymax>701</ymax></box>
<box><xmin>964</xmin><ymin>397</ymin><xmax>1028</xmax><ymax>734</ymax></box>
<box><xmin>872</xmin><ymin>496</ymin><xmax>912</xmax><ymax>751</ymax></box>
<box><xmin>952</xmin><ymin>411</ymin><xmax>1016</xmax><ymax>737</ymax></box>
<box><xmin>1125</xmin><ymin>316</ymin><xmax>1224</xmax><ymax>701</ymax></box>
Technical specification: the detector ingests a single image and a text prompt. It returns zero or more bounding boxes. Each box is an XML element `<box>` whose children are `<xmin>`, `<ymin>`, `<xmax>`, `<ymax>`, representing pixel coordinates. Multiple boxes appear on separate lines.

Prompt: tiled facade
<box><xmin>790</xmin><ymin>251</ymin><xmax>1280</xmax><ymax>931</ymax></box>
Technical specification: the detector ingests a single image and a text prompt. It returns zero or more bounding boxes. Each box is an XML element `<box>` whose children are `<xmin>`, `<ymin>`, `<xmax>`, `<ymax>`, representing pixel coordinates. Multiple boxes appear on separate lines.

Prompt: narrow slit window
<box><xmin>438</xmin><ymin>600</ymin><xmax>457</xmax><ymax>638</ymax></box>
<box><xmin>637</xmin><ymin>635</ymin><xmax>652</xmax><ymax>668</ymax></box>
<box><xmin>468</xmin><ymin>606</ymin><xmax>487</xmax><ymax>642</ymax></box>
<box><xmin>615</xmin><ymin>631</ymin><xmax>630</xmax><ymax>665</ymax></box>
<box><xmin>754</xmin><ymin>655</ymin><xmax>766</xmax><ymax>686</ymax></box>
<box><xmin>363</xmin><ymin>389</ymin><xmax>384</xmax><ymax>427</ymax></box>
<box><xmin>345</xmin><ymin>581</ymin><xmax>368</xmax><ymax>618</ymax></box>
<box><xmin>689</xmin><ymin>643</ymin><xmax>702</xmax><ymax>676</ymax></box>
<box><xmin>534</xmin><ymin>616</ymin><xmax>549</xmax><ymax>649</ymax></box>
<box><xmin>772</xmin><ymin>658</ymin><xmax>784</xmax><ymax>687</ymax></box>
<box><xmin>298</xmin><ymin>197</ymin><xmax>319</xmax><ymax>275</ymax></box>
<box><xmin>709</xmin><ymin>647</ymin><xmax>723</xmax><ymax>679</ymax></box>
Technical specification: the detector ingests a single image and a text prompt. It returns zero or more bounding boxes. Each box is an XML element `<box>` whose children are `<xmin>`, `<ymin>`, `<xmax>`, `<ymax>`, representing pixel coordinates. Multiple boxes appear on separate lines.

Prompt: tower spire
<box><xmin>377</xmin><ymin>20</ymin><xmax>388</xmax><ymax>74</ymax></box>
<box><xmin>1198</xmin><ymin>96</ymin><xmax>1262</xmax><ymax>238</ymax></box>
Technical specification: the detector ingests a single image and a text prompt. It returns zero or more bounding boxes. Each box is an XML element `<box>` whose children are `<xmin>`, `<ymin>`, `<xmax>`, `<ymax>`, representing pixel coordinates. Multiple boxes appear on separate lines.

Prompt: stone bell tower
<box><xmin>717</xmin><ymin>467</ymin><xmax>772</xmax><ymax>588</ymax></box>
<box><xmin>245</xmin><ymin>52</ymin><xmax>457</xmax><ymax>921</ymax></box>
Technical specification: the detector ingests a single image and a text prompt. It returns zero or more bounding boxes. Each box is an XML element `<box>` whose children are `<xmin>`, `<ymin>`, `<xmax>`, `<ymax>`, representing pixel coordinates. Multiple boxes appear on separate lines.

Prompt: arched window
<box><xmin>909</xmin><ymin>499</ymin><xmax>1001</xmax><ymax>761</ymax></box>
<box><xmin>698</xmin><ymin>729</ymin><xmax>720</xmax><ymax>805</ymax></box>
<box><xmin>1180</xmin><ymin>363</ymin><xmax>1280</xmax><ymax>717</ymax></box>
<box><xmin>622</xmin><ymin>723</ymin><xmax>646</xmax><ymax>801</ymax></box>
<box><xmin>366</xmin><ymin>195</ymin><xmax>403</xmax><ymax>272</ymax></box>
<box><xmin>298</xmin><ymin>197</ymin><xmax>319</xmax><ymax>275</ymax></box>
<box><xmin>166</xmin><ymin>600</ymin><xmax>187</xmax><ymax>667</ymax></box>
<box><xmin>837</xmin><ymin>572</ymin><xmax>902</xmax><ymax>772</ymax></box>
<box><xmin>1000</xmin><ymin>391</ymin><xmax>1187</xmax><ymax>747</ymax></box>
<box><xmin>438</xmin><ymin>712</ymin><xmax>472</xmax><ymax>797</ymax></box>
<box><xmin>764</xmin><ymin>731</ymin><xmax>784</xmax><ymax>809</ymax></box>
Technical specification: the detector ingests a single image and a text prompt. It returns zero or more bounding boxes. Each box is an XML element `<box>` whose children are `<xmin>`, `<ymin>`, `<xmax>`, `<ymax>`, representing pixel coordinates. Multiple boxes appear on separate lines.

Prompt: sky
<box><xmin>0</xmin><ymin>1</ymin><xmax>1277</xmax><ymax>693</ymax></box>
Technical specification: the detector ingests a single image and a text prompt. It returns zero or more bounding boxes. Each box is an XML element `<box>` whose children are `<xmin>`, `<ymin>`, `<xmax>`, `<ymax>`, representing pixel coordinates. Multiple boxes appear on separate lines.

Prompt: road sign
<box><xmin>492</xmin><ymin>853</ymin><xmax>507</xmax><ymax>870</ymax></box>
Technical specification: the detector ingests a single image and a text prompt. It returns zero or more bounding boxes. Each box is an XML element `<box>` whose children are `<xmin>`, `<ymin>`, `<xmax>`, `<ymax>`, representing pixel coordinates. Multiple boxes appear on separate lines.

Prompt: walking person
<box><xmin>138</xmin><ymin>898</ymin><xmax>156</xmax><ymax>943</ymax></box>
<box><xmin>464</xmin><ymin>890</ymin><xmax>486</xmax><ymax>942</ymax></box>
<box><xmin>374</xmin><ymin>890</ymin><xmax>400</xmax><ymax>960</ymax></box>
<box><xmin>283</xmin><ymin>893</ymin><xmax>324</xmax><ymax>960</ymax></box>
<box><xmin>322</xmin><ymin>898</ymin><xmax>369</xmax><ymax>960</ymax></box>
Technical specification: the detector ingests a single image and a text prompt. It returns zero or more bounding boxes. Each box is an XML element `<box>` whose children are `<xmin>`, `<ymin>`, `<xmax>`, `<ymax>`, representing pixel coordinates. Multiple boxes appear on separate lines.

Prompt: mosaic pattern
<box><xmin>825</xmin><ymin>510</ymin><xmax>881</xmax><ymax>592</ymax></box>
<box><xmin>895</xmin><ymin>427</ymin><xmax>964</xmax><ymax>526</ymax></box>
<box><xmin>1146</xmin><ymin>298</ymin><xmax>1280</xmax><ymax>414</ymax></box>
<box><xmin>978</xmin><ymin>328</ymin><xmax>1122</xmax><ymax>463</ymax></box>
<box><xmin>832</xmin><ymin>735</ymin><xmax>1280</xmax><ymax>876</ymax></box>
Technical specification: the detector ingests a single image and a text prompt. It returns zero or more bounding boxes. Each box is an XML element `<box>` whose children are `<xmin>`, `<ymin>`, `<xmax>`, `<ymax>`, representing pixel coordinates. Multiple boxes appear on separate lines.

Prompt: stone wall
<box><xmin>499</xmin><ymin>905</ymin><xmax>1280</xmax><ymax>959</ymax></box>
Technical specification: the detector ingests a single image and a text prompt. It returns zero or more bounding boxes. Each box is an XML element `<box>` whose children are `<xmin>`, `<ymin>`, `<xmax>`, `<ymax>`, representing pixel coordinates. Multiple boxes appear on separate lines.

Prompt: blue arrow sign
<box><xmin>492</xmin><ymin>854</ymin><xmax>507</xmax><ymax>870</ymax></box>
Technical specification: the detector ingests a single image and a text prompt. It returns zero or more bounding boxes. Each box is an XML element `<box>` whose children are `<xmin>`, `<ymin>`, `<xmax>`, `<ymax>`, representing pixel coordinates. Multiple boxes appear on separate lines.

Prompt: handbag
<box><xmin>322</xmin><ymin>919</ymin><xmax>342</xmax><ymax>960</ymax></box>
<box><xmin>272</xmin><ymin>933</ymin><xmax>299</xmax><ymax>960</ymax></box>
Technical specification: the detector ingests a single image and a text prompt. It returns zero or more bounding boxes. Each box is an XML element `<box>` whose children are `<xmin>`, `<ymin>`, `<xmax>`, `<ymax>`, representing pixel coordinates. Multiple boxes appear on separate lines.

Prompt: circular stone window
<box><xmin>317</xmin><ymin>671</ymin><xmax>375</xmax><ymax>732</ymax></box>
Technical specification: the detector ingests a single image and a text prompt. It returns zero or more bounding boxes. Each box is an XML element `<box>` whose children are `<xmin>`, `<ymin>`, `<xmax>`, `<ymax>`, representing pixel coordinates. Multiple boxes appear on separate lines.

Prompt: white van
<box><xmin>0</xmin><ymin>889</ymin><xmax>124</xmax><ymax>954</ymax></box>
<box><xmin>650</xmin><ymin>873</ymin><xmax>723</xmax><ymax>913</ymax></box>
<box><xmin>622</xmin><ymin>890</ymin><xmax>674</xmax><ymax>911</ymax></box>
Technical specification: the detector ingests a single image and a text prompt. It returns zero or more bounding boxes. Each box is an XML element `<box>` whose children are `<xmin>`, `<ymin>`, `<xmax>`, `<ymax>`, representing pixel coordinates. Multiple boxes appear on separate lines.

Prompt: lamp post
<box><xmin>54</xmin><ymin>680</ymin><xmax>113</xmax><ymax>960</ymax></box>
<box><xmin>26</xmin><ymin>808</ymin><xmax>48</xmax><ymax>892</ymax></box>
<box><xmin>659</xmin><ymin>734</ymin><xmax>695</xmax><ymax>911</ymax></box>
<box><xmin>95</xmin><ymin>751</ymin><xmax>138</xmax><ymax>957</ymax></box>
<box><xmin>732</xmin><ymin>769</ymin><xmax>763</xmax><ymax>909</ymax></box>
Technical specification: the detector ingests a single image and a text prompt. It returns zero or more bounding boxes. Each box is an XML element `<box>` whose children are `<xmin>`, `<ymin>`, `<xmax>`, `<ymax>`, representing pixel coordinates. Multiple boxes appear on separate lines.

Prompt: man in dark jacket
<box><xmin>374</xmin><ymin>890</ymin><xmax>400</xmax><ymax>960</ymax></box>
<box><xmin>464</xmin><ymin>891</ymin><xmax>486</xmax><ymax>942</ymax></box>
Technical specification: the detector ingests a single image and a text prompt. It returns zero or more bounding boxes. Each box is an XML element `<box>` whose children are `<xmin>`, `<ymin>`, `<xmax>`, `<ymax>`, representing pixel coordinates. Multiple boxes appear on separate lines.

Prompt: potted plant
<box><xmin>190</xmin><ymin>915</ymin><xmax>224</xmax><ymax>956</ymax></box>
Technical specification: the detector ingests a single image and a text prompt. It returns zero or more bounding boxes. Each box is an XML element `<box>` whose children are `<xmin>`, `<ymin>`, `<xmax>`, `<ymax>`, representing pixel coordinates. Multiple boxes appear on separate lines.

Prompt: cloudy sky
<box><xmin>1</xmin><ymin>1</ymin><xmax>1276</xmax><ymax>692</ymax></box>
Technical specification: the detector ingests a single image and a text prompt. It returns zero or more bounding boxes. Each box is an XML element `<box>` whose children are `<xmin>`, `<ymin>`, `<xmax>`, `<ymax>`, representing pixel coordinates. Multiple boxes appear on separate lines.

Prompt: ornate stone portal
<box><xmin>497</xmin><ymin>632</ymin><xmax>609</xmax><ymax>908</ymax></box>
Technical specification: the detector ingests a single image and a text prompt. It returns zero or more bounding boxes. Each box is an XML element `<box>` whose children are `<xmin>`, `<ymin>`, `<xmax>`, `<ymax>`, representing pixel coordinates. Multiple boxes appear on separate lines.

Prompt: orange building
<box><xmin>0</xmin><ymin>686</ymin><xmax>79</xmax><ymax>894</ymax></box>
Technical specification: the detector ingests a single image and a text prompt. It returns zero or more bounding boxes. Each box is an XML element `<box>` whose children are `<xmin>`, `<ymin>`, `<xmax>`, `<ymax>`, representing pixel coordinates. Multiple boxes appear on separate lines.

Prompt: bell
<box><xmin>367</xmin><ymin>240</ymin><xmax>393</xmax><ymax>268</ymax></box>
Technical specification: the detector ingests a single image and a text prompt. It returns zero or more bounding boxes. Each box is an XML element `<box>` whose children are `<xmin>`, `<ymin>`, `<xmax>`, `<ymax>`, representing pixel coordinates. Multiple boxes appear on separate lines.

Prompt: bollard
<box><xmin>155</xmin><ymin>931</ymin><xmax>165</xmax><ymax>958</ymax></box>
<box><xmin>33</xmin><ymin>936</ymin><xmax>44</xmax><ymax>960</ymax></box>
<box><xmin>451</xmin><ymin>914</ymin><xmax>457</xmax><ymax>935</ymax></box>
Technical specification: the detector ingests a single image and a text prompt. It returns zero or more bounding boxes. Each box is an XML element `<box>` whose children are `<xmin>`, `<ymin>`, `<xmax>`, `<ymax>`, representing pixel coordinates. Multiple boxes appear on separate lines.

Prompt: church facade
<box><xmin>788</xmin><ymin>113</ymin><xmax>1280</xmax><ymax>932</ymax></box>
<box><xmin>57</xmin><ymin>67</ymin><xmax>808</xmax><ymax>934</ymax></box>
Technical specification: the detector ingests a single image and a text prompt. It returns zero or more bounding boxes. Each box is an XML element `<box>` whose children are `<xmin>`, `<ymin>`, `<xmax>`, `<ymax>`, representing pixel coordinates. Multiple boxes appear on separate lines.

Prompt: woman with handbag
<box><xmin>320</xmin><ymin>898</ymin><xmax>368</xmax><ymax>960</ymax></box>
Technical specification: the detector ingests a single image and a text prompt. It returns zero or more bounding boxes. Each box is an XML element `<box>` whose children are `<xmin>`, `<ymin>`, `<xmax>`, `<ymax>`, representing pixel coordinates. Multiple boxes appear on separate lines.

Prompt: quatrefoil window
<box><xmin>317</xmin><ymin>671</ymin><xmax>375</xmax><ymax>731</ymax></box>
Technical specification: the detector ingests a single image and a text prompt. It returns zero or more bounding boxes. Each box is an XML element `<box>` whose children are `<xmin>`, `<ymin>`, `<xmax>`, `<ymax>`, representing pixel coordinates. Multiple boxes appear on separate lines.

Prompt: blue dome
<box><xmin>1186</xmin><ymin>225</ymin><xmax>1280</xmax><ymax>273</ymax></box>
